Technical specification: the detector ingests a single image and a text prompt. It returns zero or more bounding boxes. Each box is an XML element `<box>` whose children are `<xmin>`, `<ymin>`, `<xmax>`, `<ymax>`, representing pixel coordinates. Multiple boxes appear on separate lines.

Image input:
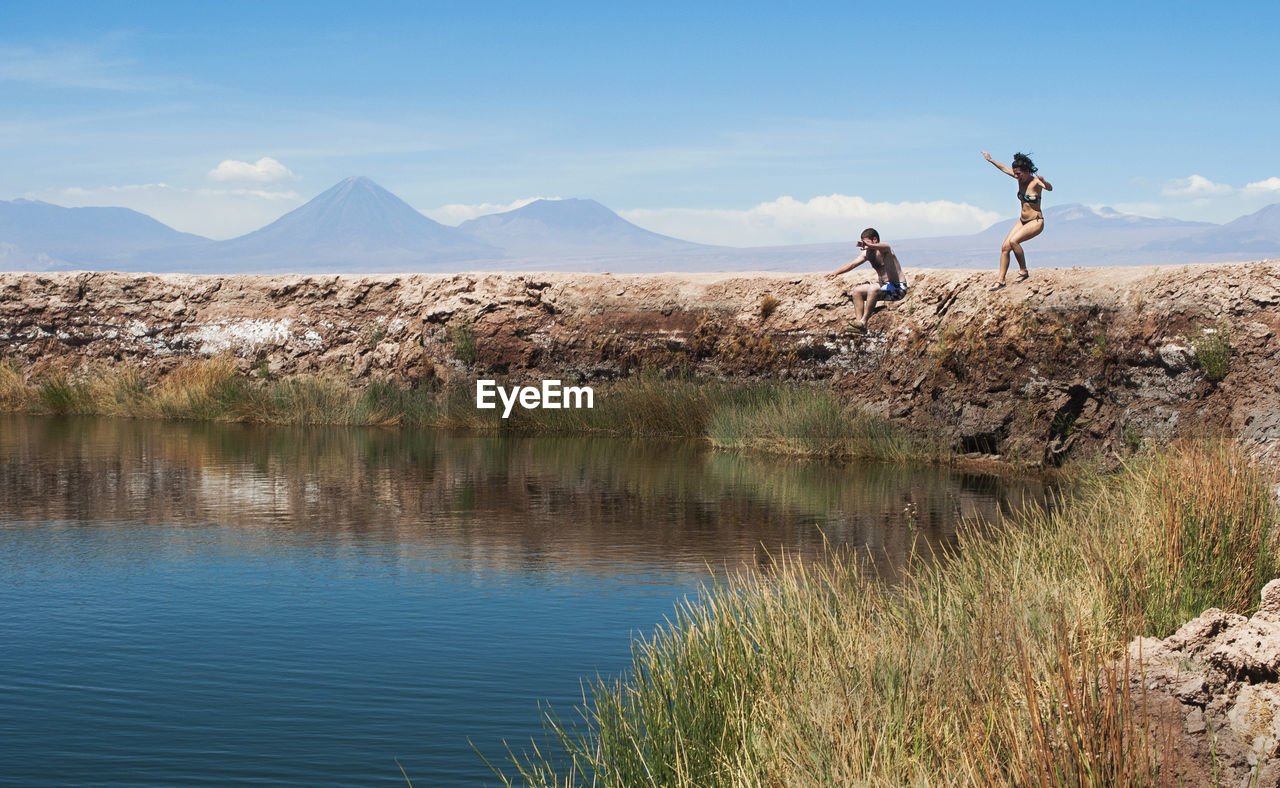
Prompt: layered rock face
<box><xmin>1</xmin><ymin>262</ymin><xmax>1277</xmax><ymax>465</ymax></box>
<box><xmin>1128</xmin><ymin>581</ymin><xmax>1280</xmax><ymax>785</ymax></box>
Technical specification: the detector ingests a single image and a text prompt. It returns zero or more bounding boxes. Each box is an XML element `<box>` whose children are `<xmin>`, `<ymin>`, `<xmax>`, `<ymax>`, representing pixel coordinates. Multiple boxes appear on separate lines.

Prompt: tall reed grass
<box><xmin>707</xmin><ymin>383</ymin><xmax>943</xmax><ymax>463</ymax></box>
<box><xmin>494</xmin><ymin>438</ymin><xmax>1279</xmax><ymax>786</ymax></box>
<box><xmin>0</xmin><ymin>361</ymin><xmax>934</xmax><ymax>463</ymax></box>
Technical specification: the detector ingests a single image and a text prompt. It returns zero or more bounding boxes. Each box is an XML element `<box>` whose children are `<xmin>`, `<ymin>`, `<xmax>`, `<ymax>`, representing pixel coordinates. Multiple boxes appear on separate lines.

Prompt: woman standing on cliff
<box><xmin>982</xmin><ymin>151</ymin><xmax>1052</xmax><ymax>290</ymax></box>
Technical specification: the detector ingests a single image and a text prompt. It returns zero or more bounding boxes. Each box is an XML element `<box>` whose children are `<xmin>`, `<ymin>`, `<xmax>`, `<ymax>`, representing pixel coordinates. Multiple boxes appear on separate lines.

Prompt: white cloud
<box><xmin>1161</xmin><ymin>175</ymin><xmax>1234</xmax><ymax>197</ymax></box>
<box><xmin>620</xmin><ymin>194</ymin><xmax>1003</xmax><ymax>247</ymax></box>
<box><xmin>1115</xmin><ymin>172</ymin><xmax>1280</xmax><ymax>224</ymax></box>
<box><xmin>43</xmin><ymin>183</ymin><xmax>302</xmax><ymax>239</ymax></box>
<box><xmin>207</xmin><ymin>157</ymin><xmax>297</xmax><ymax>183</ymax></box>
<box><xmin>422</xmin><ymin>197</ymin><xmax>553</xmax><ymax>225</ymax></box>
<box><xmin>1245</xmin><ymin>177</ymin><xmax>1280</xmax><ymax>192</ymax></box>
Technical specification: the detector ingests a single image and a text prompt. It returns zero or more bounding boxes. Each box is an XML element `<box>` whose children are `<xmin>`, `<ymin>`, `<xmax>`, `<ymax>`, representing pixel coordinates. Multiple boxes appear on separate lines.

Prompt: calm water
<box><xmin>0</xmin><ymin>416</ymin><xmax>1045</xmax><ymax>786</ymax></box>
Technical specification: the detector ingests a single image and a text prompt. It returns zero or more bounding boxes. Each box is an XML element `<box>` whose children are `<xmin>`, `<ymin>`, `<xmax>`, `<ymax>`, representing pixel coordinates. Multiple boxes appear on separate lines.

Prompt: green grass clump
<box><xmin>495</xmin><ymin>438</ymin><xmax>1279</xmax><ymax>786</ymax></box>
<box><xmin>450</xmin><ymin>321</ymin><xmax>477</xmax><ymax>365</ymax></box>
<box><xmin>355</xmin><ymin>377</ymin><xmax>445</xmax><ymax>426</ymax></box>
<box><xmin>708</xmin><ymin>383</ymin><xmax>941</xmax><ymax>463</ymax></box>
<box><xmin>36</xmin><ymin>375</ymin><xmax>95</xmax><ymax>415</ymax></box>
<box><xmin>1191</xmin><ymin>324</ymin><xmax>1232</xmax><ymax>382</ymax></box>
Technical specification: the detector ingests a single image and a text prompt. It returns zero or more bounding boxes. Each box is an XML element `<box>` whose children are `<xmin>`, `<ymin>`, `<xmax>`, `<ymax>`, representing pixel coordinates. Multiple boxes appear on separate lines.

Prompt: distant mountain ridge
<box><xmin>1143</xmin><ymin>203</ymin><xmax>1280</xmax><ymax>255</ymax></box>
<box><xmin>888</xmin><ymin>202</ymin><xmax>1225</xmax><ymax>269</ymax></box>
<box><xmin>0</xmin><ymin>198</ymin><xmax>208</xmax><ymax>270</ymax></box>
<box><xmin>2</xmin><ymin>179</ymin><xmax>1278</xmax><ymax>274</ymax></box>
<box><xmin>229</xmin><ymin>177</ymin><xmax>485</xmax><ymax>249</ymax></box>
<box><xmin>139</xmin><ymin>177</ymin><xmax>499</xmax><ymax>273</ymax></box>
<box><xmin>458</xmin><ymin>198</ymin><xmax>703</xmax><ymax>257</ymax></box>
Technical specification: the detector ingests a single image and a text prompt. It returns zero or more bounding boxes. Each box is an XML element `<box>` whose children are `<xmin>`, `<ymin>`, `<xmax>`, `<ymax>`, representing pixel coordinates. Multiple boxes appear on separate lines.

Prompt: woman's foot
<box><xmin>987</xmin><ymin>281</ymin><xmax>1007</xmax><ymax>291</ymax></box>
<box><xmin>1013</xmin><ymin>270</ymin><xmax>1030</xmax><ymax>283</ymax></box>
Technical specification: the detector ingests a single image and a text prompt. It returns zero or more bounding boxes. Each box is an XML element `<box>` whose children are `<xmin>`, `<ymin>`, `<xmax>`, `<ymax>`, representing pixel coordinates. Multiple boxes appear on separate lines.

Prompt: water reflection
<box><xmin>0</xmin><ymin>416</ymin><xmax>1047</xmax><ymax>578</ymax></box>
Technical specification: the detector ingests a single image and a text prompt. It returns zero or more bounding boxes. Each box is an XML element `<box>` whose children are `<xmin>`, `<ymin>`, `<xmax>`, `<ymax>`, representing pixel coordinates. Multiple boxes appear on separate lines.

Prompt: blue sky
<box><xmin>2</xmin><ymin>0</ymin><xmax>1277</xmax><ymax>244</ymax></box>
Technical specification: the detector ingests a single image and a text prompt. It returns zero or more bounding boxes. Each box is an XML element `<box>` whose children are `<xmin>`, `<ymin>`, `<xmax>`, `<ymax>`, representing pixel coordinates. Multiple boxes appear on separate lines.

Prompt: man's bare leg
<box><xmin>845</xmin><ymin>286</ymin><xmax>872</xmax><ymax>333</ymax></box>
<box><xmin>850</xmin><ymin>288</ymin><xmax>867</xmax><ymax>323</ymax></box>
<box><xmin>861</xmin><ymin>289</ymin><xmax>882</xmax><ymax>324</ymax></box>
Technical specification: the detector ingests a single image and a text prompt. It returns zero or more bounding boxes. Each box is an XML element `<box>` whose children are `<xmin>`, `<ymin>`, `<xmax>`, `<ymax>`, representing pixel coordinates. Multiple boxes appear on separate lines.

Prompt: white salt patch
<box><xmin>188</xmin><ymin>318</ymin><xmax>294</xmax><ymax>355</ymax></box>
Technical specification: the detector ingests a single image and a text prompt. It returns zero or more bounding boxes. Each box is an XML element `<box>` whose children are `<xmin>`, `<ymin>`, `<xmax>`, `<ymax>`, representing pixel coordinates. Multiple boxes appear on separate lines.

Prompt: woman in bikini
<box><xmin>982</xmin><ymin>151</ymin><xmax>1052</xmax><ymax>289</ymax></box>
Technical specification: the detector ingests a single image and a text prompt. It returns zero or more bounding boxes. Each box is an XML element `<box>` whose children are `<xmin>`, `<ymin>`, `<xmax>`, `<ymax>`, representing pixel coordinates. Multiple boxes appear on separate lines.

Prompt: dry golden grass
<box><xmin>0</xmin><ymin>360</ymin><xmax>31</xmax><ymax>411</ymax></box>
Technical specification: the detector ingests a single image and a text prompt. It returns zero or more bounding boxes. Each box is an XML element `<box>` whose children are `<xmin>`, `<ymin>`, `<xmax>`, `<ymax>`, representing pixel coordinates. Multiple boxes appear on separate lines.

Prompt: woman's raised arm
<box><xmin>982</xmin><ymin>151</ymin><xmax>1015</xmax><ymax>177</ymax></box>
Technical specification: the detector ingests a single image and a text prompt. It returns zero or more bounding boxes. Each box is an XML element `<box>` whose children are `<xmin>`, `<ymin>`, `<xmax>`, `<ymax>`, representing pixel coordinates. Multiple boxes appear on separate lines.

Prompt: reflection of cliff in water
<box><xmin>0</xmin><ymin>416</ymin><xmax>1050</xmax><ymax>578</ymax></box>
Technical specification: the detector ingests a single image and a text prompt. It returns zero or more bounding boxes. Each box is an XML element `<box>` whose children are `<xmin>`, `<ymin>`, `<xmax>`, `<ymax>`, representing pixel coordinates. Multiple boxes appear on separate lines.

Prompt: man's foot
<box><xmin>1013</xmin><ymin>270</ymin><xmax>1030</xmax><ymax>283</ymax></box>
<box><xmin>843</xmin><ymin>320</ymin><xmax>867</xmax><ymax>335</ymax></box>
<box><xmin>987</xmin><ymin>281</ymin><xmax>1007</xmax><ymax>291</ymax></box>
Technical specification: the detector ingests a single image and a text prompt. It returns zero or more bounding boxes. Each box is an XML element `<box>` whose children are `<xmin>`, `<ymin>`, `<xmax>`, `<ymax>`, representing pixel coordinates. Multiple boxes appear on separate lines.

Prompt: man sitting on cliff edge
<box><xmin>825</xmin><ymin>228</ymin><xmax>909</xmax><ymax>335</ymax></box>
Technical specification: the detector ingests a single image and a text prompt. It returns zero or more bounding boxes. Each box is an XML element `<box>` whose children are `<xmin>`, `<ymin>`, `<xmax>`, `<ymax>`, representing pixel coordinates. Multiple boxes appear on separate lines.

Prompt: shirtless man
<box><xmin>825</xmin><ymin>228</ymin><xmax>908</xmax><ymax>334</ymax></box>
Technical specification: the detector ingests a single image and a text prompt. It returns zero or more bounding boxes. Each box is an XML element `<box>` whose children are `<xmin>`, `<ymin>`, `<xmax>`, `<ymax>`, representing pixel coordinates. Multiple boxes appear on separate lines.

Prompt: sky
<box><xmin>2</xmin><ymin>0</ymin><xmax>1278</xmax><ymax>245</ymax></box>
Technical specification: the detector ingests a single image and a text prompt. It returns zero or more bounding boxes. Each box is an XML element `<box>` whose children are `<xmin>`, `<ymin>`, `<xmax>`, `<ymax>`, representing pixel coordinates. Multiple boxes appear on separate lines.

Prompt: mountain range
<box><xmin>3</xmin><ymin>176</ymin><xmax>1278</xmax><ymax>274</ymax></box>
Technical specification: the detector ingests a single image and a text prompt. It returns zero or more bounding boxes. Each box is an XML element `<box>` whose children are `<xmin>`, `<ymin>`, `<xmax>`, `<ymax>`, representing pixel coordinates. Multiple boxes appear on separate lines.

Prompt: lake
<box><xmin>0</xmin><ymin>416</ymin><xmax>1045</xmax><ymax>786</ymax></box>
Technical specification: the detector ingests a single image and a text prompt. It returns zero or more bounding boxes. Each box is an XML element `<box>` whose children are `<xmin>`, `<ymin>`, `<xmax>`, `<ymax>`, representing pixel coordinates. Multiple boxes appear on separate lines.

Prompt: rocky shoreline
<box><xmin>1128</xmin><ymin>581</ymin><xmax>1280</xmax><ymax>786</ymax></box>
<box><xmin>2</xmin><ymin>262</ymin><xmax>1278</xmax><ymax>466</ymax></box>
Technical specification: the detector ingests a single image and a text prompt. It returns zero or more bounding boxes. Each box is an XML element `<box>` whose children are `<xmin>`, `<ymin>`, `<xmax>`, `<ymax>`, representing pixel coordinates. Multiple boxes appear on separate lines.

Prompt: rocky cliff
<box><xmin>2</xmin><ymin>262</ymin><xmax>1278</xmax><ymax>466</ymax></box>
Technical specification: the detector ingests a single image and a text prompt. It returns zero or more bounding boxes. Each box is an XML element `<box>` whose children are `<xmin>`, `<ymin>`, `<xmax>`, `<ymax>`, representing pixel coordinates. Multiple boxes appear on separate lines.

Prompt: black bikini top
<box><xmin>1018</xmin><ymin>189</ymin><xmax>1041</xmax><ymax>205</ymax></box>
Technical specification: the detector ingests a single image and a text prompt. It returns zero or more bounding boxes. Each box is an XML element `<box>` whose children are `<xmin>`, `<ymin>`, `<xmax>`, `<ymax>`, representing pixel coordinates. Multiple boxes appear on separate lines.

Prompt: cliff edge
<box><xmin>2</xmin><ymin>262</ymin><xmax>1278</xmax><ymax>466</ymax></box>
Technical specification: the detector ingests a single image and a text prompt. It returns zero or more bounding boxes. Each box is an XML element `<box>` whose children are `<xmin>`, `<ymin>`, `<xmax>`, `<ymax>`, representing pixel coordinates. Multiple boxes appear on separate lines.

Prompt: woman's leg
<box><xmin>1006</xmin><ymin>218</ymin><xmax>1044</xmax><ymax>275</ymax></box>
<box><xmin>996</xmin><ymin>223</ymin><xmax>1019</xmax><ymax>283</ymax></box>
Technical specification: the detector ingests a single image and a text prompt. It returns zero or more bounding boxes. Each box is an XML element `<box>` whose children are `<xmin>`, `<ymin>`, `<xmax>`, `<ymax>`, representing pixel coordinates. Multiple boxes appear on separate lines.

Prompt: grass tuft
<box><xmin>1191</xmin><ymin>323</ymin><xmax>1232</xmax><ymax>382</ymax></box>
<box><xmin>451</xmin><ymin>321</ymin><xmax>477</xmax><ymax>365</ymax></box>
<box><xmin>758</xmin><ymin>294</ymin><xmax>780</xmax><ymax>321</ymax></box>
<box><xmin>708</xmin><ymin>383</ymin><xmax>941</xmax><ymax>463</ymax></box>
<box><xmin>0</xmin><ymin>359</ymin><xmax>32</xmax><ymax>412</ymax></box>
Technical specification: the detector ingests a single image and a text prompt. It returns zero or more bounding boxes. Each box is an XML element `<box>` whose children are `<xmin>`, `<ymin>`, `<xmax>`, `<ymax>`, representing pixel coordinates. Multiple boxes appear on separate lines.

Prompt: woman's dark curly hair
<box><xmin>1011</xmin><ymin>152</ymin><xmax>1038</xmax><ymax>173</ymax></box>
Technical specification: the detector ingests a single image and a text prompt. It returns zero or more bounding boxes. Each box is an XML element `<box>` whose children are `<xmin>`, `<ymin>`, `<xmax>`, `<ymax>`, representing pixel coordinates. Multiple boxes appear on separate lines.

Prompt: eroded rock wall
<box><xmin>2</xmin><ymin>262</ymin><xmax>1278</xmax><ymax>465</ymax></box>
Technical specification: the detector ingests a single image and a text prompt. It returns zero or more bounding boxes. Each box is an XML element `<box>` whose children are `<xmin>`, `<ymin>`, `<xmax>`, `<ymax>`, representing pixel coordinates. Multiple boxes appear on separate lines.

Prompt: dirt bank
<box><xmin>2</xmin><ymin>262</ymin><xmax>1278</xmax><ymax>465</ymax></box>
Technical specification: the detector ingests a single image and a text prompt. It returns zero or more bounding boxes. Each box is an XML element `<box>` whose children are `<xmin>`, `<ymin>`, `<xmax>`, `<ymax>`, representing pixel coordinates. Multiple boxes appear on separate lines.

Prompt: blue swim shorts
<box><xmin>878</xmin><ymin>281</ymin><xmax>908</xmax><ymax>301</ymax></box>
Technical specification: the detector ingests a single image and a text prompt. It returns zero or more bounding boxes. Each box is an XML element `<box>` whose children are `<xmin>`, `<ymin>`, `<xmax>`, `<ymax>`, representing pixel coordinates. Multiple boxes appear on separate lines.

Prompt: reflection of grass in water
<box><xmin>5</xmin><ymin>415</ymin><xmax>1041</xmax><ymax>579</ymax></box>
<box><xmin>520</xmin><ymin>436</ymin><xmax>990</xmax><ymax>525</ymax></box>
<box><xmin>496</xmin><ymin>438</ymin><xmax>1278</xmax><ymax>786</ymax></box>
<box><xmin>0</xmin><ymin>362</ymin><xmax>938</xmax><ymax>464</ymax></box>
